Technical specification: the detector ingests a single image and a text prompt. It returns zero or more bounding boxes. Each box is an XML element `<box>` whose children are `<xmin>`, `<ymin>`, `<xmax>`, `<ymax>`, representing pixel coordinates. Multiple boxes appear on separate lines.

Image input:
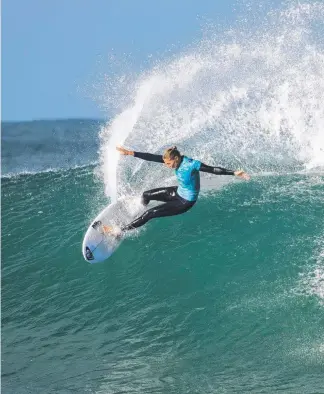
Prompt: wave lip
<box><xmin>1</xmin><ymin>161</ymin><xmax>98</xmax><ymax>180</ymax></box>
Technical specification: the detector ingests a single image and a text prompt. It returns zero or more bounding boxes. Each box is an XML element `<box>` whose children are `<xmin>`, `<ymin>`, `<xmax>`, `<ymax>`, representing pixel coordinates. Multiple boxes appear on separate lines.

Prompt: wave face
<box><xmin>2</xmin><ymin>169</ymin><xmax>324</xmax><ymax>393</ymax></box>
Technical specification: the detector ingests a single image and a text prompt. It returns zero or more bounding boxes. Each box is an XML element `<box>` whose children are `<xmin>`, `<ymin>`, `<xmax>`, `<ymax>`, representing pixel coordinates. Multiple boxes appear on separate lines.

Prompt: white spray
<box><xmin>99</xmin><ymin>2</ymin><xmax>324</xmax><ymax>202</ymax></box>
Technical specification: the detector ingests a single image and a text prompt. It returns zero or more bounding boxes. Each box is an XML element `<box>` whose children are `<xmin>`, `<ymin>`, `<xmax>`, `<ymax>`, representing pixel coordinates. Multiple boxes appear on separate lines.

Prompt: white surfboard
<box><xmin>82</xmin><ymin>196</ymin><xmax>144</xmax><ymax>263</ymax></box>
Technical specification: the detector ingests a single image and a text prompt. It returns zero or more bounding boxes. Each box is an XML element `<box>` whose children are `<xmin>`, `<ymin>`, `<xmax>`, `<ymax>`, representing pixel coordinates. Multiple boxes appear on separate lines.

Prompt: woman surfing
<box><xmin>103</xmin><ymin>146</ymin><xmax>250</xmax><ymax>236</ymax></box>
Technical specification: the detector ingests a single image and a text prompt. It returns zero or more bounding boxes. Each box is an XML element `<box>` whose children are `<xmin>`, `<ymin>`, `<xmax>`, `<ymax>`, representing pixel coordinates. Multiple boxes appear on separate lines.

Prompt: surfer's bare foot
<box><xmin>102</xmin><ymin>225</ymin><xmax>122</xmax><ymax>238</ymax></box>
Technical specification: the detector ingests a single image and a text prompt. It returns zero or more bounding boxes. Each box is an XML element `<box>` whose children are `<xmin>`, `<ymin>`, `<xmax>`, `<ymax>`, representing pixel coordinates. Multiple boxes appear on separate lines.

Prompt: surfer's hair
<box><xmin>163</xmin><ymin>146</ymin><xmax>181</xmax><ymax>161</ymax></box>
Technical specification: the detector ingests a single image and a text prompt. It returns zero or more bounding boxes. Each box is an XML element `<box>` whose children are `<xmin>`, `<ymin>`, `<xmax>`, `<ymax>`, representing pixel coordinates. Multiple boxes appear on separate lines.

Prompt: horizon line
<box><xmin>1</xmin><ymin>117</ymin><xmax>108</xmax><ymax>123</ymax></box>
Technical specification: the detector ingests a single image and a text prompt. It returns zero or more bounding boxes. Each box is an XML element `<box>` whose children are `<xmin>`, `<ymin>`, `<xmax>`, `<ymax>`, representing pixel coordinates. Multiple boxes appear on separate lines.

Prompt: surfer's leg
<box><xmin>122</xmin><ymin>199</ymin><xmax>195</xmax><ymax>231</ymax></box>
<box><xmin>141</xmin><ymin>186</ymin><xmax>178</xmax><ymax>206</ymax></box>
<box><xmin>102</xmin><ymin>187</ymin><xmax>181</xmax><ymax>237</ymax></box>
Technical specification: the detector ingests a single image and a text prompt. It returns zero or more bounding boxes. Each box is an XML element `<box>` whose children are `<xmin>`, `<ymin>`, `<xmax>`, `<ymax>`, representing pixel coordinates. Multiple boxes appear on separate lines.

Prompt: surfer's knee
<box><xmin>141</xmin><ymin>190</ymin><xmax>151</xmax><ymax>206</ymax></box>
<box><xmin>141</xmin><ymin>208</ymin><xmax>157</xmax><ymax>222</ymax></box>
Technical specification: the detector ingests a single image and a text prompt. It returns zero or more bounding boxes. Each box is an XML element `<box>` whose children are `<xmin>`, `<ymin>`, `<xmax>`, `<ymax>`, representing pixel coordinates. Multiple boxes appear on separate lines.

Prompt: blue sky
<box><xmin>2</xmin><ymin>0</ymin><xmax>278</xmax><ymax>121</ymax></box>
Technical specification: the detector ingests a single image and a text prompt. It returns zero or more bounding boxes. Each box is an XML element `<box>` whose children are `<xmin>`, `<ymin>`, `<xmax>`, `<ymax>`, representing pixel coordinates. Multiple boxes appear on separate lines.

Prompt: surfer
<box><xmin>103</xmin><ymin>146</ymin><xmax>250</xmax><ymax>236</ymax></box>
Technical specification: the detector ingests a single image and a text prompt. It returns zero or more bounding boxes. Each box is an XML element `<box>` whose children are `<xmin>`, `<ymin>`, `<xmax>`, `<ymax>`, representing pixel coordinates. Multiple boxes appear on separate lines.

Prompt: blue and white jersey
<box><xmin>175</xmin><ymin>156</ymin><xmax>201</xmax><ymax>201</ymax></box>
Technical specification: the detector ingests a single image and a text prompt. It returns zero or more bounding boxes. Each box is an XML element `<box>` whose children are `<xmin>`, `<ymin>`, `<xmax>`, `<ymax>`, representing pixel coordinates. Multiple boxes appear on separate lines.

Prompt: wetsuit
<box><xmin>121</xmin><ymin>152</ymin><xmax>235</xmax><ymax>231</ymax></box>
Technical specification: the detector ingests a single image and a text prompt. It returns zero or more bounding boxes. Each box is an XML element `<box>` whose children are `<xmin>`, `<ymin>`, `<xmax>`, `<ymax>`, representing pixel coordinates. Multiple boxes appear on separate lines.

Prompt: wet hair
<box><xmin>163</xmin><ymin>146</ymin><xmax>181</xmax><ymax>161</ymax></box>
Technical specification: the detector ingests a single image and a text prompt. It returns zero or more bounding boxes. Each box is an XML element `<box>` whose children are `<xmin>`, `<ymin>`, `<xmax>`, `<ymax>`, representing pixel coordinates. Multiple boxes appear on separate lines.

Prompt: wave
<box><xmin>1</xmin><ymin>161</ymin><xmax>98</xmax><ymax>180</ymax></box>
<box><xmin>1</xmin><ymin>119</ymin><xmax>103</xmax><ymax>176</ymax></box>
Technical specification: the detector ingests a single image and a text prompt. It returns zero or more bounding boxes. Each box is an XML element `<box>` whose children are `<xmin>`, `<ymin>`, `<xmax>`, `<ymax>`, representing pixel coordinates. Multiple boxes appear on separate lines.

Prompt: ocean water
<box><xmin>2</xmin><ymin>149</ymin><xmax>324</xmax><ymax>393</ymax></box>
<box><xmin>2</xmin><ymin>2</ymin><xmax>324</xmax><ymax>393</ymax></box>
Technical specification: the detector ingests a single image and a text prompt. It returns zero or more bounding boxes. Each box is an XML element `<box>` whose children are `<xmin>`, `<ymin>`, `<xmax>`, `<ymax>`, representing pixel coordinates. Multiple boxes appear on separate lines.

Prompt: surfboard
<box><xmin>82</xmin><ymin>196</ymin><xmax>144</xmax><ymax>263</ymax></box>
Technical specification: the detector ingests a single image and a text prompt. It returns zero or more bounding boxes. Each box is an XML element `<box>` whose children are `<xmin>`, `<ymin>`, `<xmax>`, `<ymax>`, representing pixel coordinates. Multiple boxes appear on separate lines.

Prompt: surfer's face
<box><xmin>163</xmin><ymin>158</ymin><xmax>178</xmax><ymax>169</ymax></box>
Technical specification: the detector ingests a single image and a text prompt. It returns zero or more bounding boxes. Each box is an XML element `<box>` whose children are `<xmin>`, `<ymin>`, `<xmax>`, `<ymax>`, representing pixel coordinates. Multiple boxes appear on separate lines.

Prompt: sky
<box><xmin>2</xmin><ymin>0</ymin><xmax>280</xmax><ymax>121</ymax></box>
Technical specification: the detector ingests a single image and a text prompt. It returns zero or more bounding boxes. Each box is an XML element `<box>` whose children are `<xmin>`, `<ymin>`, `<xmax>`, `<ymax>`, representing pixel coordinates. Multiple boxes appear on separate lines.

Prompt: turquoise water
<box><xmin>2</xmin><ymin>3</ymin><xmax>324</xmax><ymax>392</ymax></box>
<box><xmin>2</xmin><ymin>135</ymin><xmax>324</xmax><ymax>392</ymax></box>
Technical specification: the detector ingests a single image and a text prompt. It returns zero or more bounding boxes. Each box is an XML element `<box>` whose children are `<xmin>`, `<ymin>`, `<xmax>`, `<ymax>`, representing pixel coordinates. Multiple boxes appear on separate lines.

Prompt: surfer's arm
<box><xmin>199</xmin><ymin>163</ymin><xmax>250</xmax><ymax>180</ymax></box>
<box><xmin>116</xmin><ymin>146</ymin><xmax>164</xmax><ymax>163</ymax></box>
<box><xmin>199</xmin><ymin>163</ymin><xmax>235</xmax><ymax>175</ymax></box>
<box><xmin>133</xmin><ymin>152</ymin><xmax>164</xmax><ymax>163</ymax></box>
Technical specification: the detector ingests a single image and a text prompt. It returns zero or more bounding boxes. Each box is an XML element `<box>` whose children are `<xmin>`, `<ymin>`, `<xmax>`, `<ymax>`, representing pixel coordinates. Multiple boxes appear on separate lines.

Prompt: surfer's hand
<box><xmin>234</xmin><ymin>170</ymin><xmax>250</xmax><ymax>180</ymax></box>
<box><xmin>116</xmin><ymin>146</ymin><xmax>134</xmax><ymax>156</ymax></box>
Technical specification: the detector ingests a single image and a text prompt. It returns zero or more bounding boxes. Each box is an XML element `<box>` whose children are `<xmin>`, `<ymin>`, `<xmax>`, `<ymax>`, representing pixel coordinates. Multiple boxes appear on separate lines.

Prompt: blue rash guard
<box><xmin>175</xmin><ymin>156</ymin><xmax>201</xmax><ymax>201</ymax></box>
<box><xmin>119</xmin><ymin>151</ymin><xmax>235</xmax><ymax>232</ymax></box>
<box><xmin>133</xmin><ymin>151</ymin><xmax>234</xmax><ymax>202</ymax></box>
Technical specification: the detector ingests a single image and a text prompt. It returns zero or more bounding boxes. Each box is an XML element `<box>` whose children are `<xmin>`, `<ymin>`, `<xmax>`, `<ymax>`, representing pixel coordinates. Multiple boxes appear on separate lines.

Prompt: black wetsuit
<box><xmin>122</xmin><ymin>152</ymin><xmax>235</xmax><ymax>231</ymax></box>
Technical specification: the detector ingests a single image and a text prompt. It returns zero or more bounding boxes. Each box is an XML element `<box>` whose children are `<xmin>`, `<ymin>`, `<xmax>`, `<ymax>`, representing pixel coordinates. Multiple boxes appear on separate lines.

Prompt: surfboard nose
<box><xmin>82</xmin><ymin>243</ymin><xmax>114</xmax><ymax>264</ymax></box>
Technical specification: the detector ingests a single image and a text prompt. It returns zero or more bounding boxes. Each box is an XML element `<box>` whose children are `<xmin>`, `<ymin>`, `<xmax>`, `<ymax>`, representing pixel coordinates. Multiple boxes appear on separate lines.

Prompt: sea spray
<box><xmin>99</xmin><ymin>2</ymin><xmax>324</xmax><ymax>201</ymax></box>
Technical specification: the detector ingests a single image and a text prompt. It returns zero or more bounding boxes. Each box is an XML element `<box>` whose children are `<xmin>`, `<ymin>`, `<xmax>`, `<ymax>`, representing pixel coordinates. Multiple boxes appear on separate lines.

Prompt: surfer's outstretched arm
<box><xmin>133</xmin><ymin>152</ymin><xmax>164</xmax><ymax>163</ymax></box>
<box><xmin>200</xmin><ymin>163</ymin><xmax>250</xmax><ymax>180</ymax></box>
<box><xmin>200</xmin><ymin>163</ymin><xmax>235</xmax><ymax>175</ymax></box>
<box><xmin>117</xmin><ymin>146</ymin><xmax>163</xmax><ymax>163</ymax></box>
